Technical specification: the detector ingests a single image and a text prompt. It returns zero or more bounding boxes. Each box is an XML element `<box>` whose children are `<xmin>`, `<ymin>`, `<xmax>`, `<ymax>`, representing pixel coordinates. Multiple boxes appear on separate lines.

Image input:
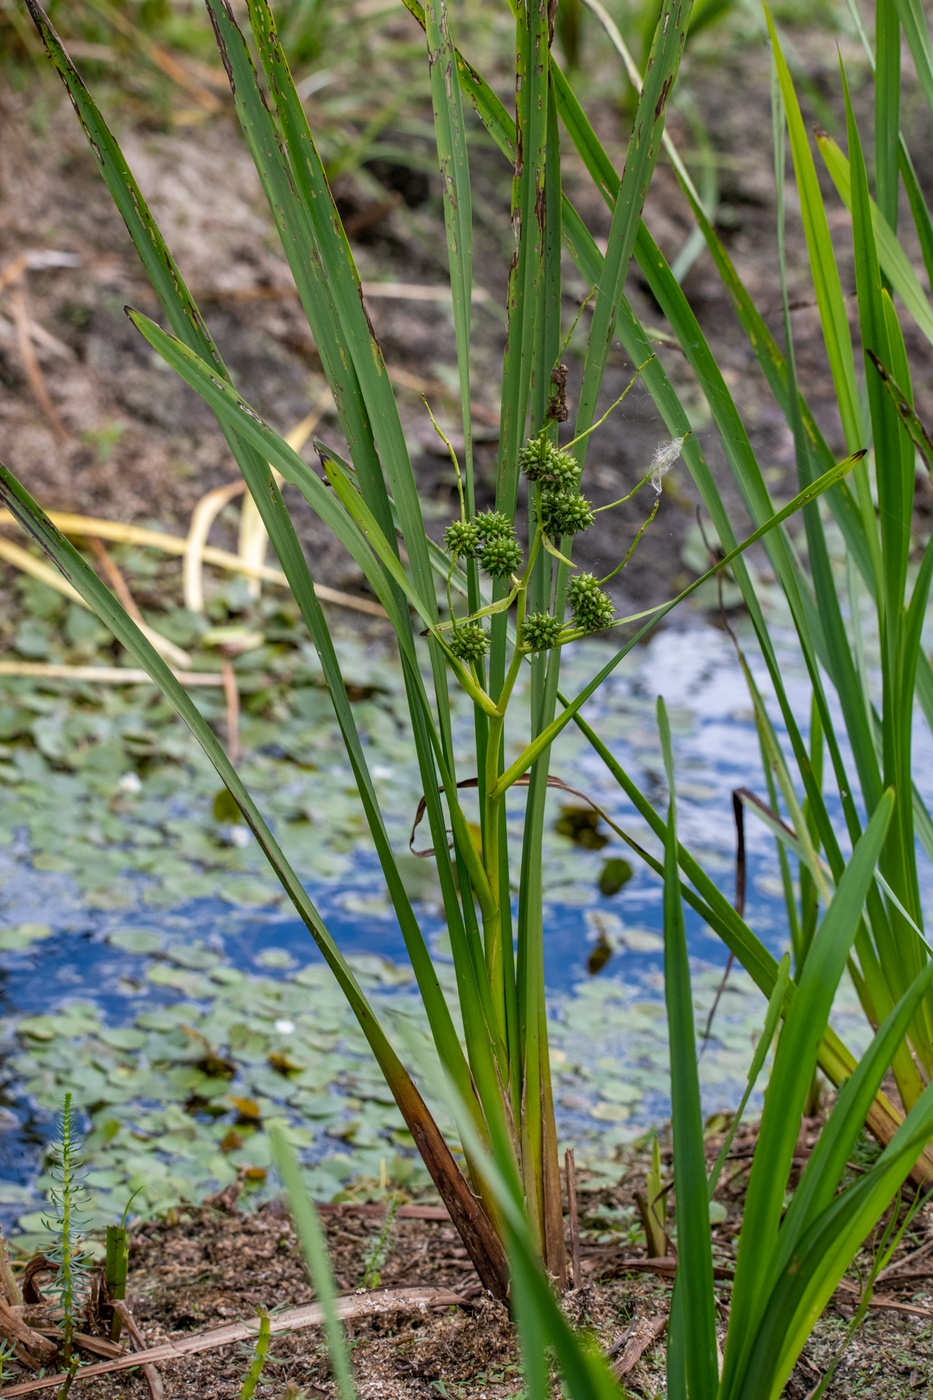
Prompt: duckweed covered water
<box><xmin>0</xmin><ymin>617</ymin><xmax>892</xmax><ymax>1235</ymax></box>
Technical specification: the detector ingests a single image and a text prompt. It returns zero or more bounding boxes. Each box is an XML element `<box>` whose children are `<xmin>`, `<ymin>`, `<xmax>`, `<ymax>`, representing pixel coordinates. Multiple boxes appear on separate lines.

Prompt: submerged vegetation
<box><xmin>2</xmin><ymin>0</ymin><xmax>933</xmax><ymax>1391</ymax></box>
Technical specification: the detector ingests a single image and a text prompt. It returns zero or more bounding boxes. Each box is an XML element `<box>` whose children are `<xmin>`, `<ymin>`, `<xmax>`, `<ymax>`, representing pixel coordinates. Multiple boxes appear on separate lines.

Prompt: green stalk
<box><xmin>238</xmin><ymin>1313</ymin><xmax>271</xmax><ymax>1400</ymax></box>
<box><xmin>658</xmin><ymin>702</ymin><xmax>717</xmax><ymax>1400</ymax></box>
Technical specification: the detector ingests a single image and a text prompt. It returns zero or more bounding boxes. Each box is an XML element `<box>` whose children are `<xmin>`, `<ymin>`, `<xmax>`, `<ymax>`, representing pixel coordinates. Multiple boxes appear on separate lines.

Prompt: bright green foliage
<box><xmin>238</xmin><ymin>1312</ymin><xmax>272</xmax><ymax>1400</ymax></box>
<box><xmin>104</xmin><ymin>1222</ymin><xmax>128</xmax><ymax>1342</ymax></box>
<box><xmin>43</xmin><ymin>1094</ymin><xmax>89</xmax><ymax>1366</ymax></box>
<box><xmin>271</xmin><ymin>1130</ymin><xmax>357</xmax><ymax>1400</ymax></box>
<box><xmin>8</xmin><ymin>0</ymin><xmax>900</xmax><ymax>1341</ymax></box>
<box><xmin>657</xmin><ymin>763</ymin><xmax>933</xmax><ymax>1400</ymax></box>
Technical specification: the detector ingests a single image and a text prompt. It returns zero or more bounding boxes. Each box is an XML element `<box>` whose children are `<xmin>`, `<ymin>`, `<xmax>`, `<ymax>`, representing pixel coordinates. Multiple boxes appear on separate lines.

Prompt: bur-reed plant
<box><xmin>422</xmin><ymin>704</ymin><xmax>933</xmax><ymax>1399</ymax></box>
<box><xmin>0</xmin><ymin>0</ymin><xmax>884</xmax><ymax>1297</ymax></box>
<box><xmin>328</xmin><ymin>729</ymin><xmax>933</xmax><ymax>1400</ymax></box>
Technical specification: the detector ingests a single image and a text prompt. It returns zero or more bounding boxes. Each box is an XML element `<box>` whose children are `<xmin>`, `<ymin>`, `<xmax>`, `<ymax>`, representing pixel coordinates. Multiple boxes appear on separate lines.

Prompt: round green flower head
<box><xmin>518</xmin><ymin>434</ymin><xmax>581</xmax><ymax>491</ymax></box>
<box><xmin>449</xmin><ymin>621</ymin><xmax>490</xmax><ymax>662</ymax></box>
<box><xmin>517</xmin><ymin>433</ymin><xmax>554</xmax><ymax>481</ymax></box>
<box><xmin>479</xmin><ymin>534</ymin><xmax>523</xmax><ymax>580</ymax></box>
<box><xmin>539</xmin><ymin>490</ymin><xmax>595</xmax><ymax>538</ymax></box>
<box><xmin>567</xmin><ymin>572</ymin><xmax>615</xmax><ymax>634</ymax></box>
<box><xmin>474</xmin><ymin>509</ymin><xmax>516</xmax><ymax>541</ymax></box>
<box><xmin>521</xmin><ymin>611</ymin><xmax>563</xmax><ymax>652</ymax></box>
<box><xmin>443</xmin><ymin>518</ymin><xmax>481</xmax><ymax>559</ymax></box>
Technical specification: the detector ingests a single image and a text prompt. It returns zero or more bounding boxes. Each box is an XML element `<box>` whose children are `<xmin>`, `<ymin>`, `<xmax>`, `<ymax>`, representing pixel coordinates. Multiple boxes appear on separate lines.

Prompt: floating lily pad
<box><xmin>107</xmin><ymin>929</ymin><xmax>164</xmax><ymax>955</ymax></box>
<box><xmin>554</xmin><ymin>806</ymin><xmax>609</xmax><ymax>850</ymax></box>
<box><xmin>0</xmin><ymin>923</ymin><xmax>53</xmax><ymax>951</ymax></box>
<box><xmin>598</xmin><ymin>858</ymin><xmax>633</xmax><ymax>897</ymax></box>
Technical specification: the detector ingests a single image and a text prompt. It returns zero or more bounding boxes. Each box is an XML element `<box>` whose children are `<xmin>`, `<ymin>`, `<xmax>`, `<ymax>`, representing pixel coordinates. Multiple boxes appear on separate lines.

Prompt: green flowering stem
<box><xmin>593</xmin><ymin>433</ymin><xmax>689</xmax><ymax>514</ymax></box>
<box><xmin>481</xmin><ymin>708</ymin><xmax>508</xmax><ymax>1043</ymax></box>
<box><xmin>424</xmin><ymin>399</ymin><xmax>467</xmax><ymax>521</ymax></box>
<box><xmin>491</xmin><ymin>449</ymin><xmax>864</xmax><ymax>800</ymax></box>
<box><xmin>600</xmin><ymin>493</ymin><xmax>661</xmax><ymax>584</ymax></box>
<box><xmin>592</xmin><ymin>463</ymin><xmax>659</xmax><ymax>513</ymax></box>
<box><xmin>476</xmin><ymin>536</ymin><xmax>542</xmax><ymax>1041</ymax></box>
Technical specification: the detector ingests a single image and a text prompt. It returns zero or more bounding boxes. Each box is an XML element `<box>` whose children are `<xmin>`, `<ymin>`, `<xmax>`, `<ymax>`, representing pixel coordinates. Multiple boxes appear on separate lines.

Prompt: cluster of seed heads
<box><xmin>538</xmin><ymin>491</ymin><xmax>595</xmax><ymax>538</ymax></box>
<box><xmin>444</xmin><ymin>430</ymin><xmax>618</xmax><ymax>658</ymax></box>
<box><xmin>443</xmin><ymin>509</ymin><xmax>523</xmax><ymax>581</ymax></box>
<box><xmin>517</xmin><ymin>435</ymin><xmax>581</xmax><ymax>491</ymax></box>
<box><xmin>521</xmin><ymin>432</ymin><xmax>597</xmax><ymax>548</ymax></box>
<box><xmin>567</xmin><ymin>572</ymin><xmax>615</xmax><ymax>633</ymax></box>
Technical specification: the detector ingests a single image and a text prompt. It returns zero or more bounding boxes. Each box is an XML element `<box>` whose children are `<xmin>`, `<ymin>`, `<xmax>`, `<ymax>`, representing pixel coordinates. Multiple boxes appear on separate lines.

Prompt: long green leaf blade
<box><xmin>573</xmin><ymin>0</ymin><xmax>694</xmax><ymax>463</ymax></box>
<box><xmin>658</xmin><ymin>701</ymin><xmax>717</xmax><ymax>1400</ymax></box>
<box><xmin>270</xmin><ymin>1128</ymin><xmax>357</xmax><ymax>1400</ymax></box>
<box><xmin>746</xmin><ymin>1081</ymin><xmax>933</xmax><ymax>1399</ymax></box>
<box><xmin>767</xmin><ymin>7</ymin><xmax>861</xmax><ymax>450</ymax></box>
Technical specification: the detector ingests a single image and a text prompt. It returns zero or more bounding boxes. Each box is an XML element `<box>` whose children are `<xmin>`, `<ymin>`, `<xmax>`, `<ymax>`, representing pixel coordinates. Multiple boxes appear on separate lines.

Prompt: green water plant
<box><xmin>2</xmin><ymin>0</ymin><xmax>876</xmax><ymax>1300</ymax></box>
<box><xmin>42</xmin><ymin>1094</ymin><xmax>90</xmax><ymax>1367</ymax></box>
<box><xmin>270</xmin><ymin>1128</ymin><xmax>356</xmax><ymax>1400</ymax></box>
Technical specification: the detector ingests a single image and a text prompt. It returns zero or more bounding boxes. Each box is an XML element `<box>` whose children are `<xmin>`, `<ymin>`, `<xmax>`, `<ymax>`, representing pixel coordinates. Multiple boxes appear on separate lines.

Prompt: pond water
<box><xmin>0</xmin><ymin>619</ymin><xmax>907</xmax><ymax>1236</ymax></box>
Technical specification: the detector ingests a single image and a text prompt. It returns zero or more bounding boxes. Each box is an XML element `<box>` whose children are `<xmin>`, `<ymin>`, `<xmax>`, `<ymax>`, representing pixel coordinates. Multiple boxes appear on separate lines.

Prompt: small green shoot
<box><xmin>270</xmin><ymin>1127</ymin><xmax>357</xmax><ymax>1400</ymax></box>
<box><xmin>359</xmin><ymin>1195</ymin><xmax>401</xmax><ymax>1291</ymax></box>
<box><xmin>239</xmin><ymin>1310</ymin><xmax>272</xmax><ymax>1400</ymax></box>
<box><xmin>635</xmin><ymin>1136</ymin><xmax>668</xmax><ymax>1258</ymax></box>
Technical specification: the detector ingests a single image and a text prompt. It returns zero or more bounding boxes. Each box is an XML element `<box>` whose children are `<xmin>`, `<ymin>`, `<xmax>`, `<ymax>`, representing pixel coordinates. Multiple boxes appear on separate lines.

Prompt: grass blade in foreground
<box><xmin>658</xmin><ymin>700</ymin><xmax>717</xmax><ymax>1400</ymax></box>
<box><xmin>270</xmin><ymin>1128</ymin><xmax>357</xmax><ymax>1400</ymax></box>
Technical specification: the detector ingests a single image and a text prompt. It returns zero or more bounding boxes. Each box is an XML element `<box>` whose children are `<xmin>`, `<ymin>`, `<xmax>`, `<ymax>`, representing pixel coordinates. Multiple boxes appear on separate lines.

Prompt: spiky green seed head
<box><xmin>479</xmin><ymin>534</ymin><xmax>523</xmax><ymax>579</ymax></box>
<box><xmin>449</xmin><ymin>621</ymin><xmax>490</xmax><ymax>662</ymax></box>
<box><xmin>567</xmin><ymin>573</ymin><xmax>615</xmax><ymax>633</ymax></box>
<box><xmin>538</xmin><ymin>490</ymin><xmax>595</xmax><ymax>538</ymax></box>
<box><xmin>474</xmin><ymin>509</ymin><xmax>516</xmax><ymax>541</ymax></box>
<box><xmin>518</xmin><ymin>434</ymin><xmax>581</xmax><ymax>490</ymax></box>
<box><xmin>443</xmin><ymin>519</ymin><xmax>481</xmax><ymax>559</ymax></box>
<box><xmin>521</xmin><ymin>611</ymin><xmax>563</xmax><ymax>652</ymax></box>
<box><xmin>517</xmin><ymin>434</ymin><xmax>554</xmax><ymax>481</ymax></box>
<box><xmin>546</xmin><ymin>450</ymin><xmax>582</xmax><ymax>491</ymax></box>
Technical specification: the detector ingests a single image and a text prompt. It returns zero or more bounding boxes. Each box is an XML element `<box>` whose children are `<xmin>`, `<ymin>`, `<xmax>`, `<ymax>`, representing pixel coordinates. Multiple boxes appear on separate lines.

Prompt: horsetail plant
<box><xmin>5</xmin><ymin>0</ymin><xmax>882</xmax><ymax>1301</ymax></box>
<box><xmin>42</xmin><ymin>1094</ymin><xmax>89</xmax><ymax>1367</ymax></box>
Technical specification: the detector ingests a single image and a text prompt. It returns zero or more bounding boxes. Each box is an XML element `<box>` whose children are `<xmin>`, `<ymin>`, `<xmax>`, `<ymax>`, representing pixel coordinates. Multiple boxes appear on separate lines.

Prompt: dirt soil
<box><xmin>1</xmin><ymin>1123</ymin><xmax>932</xmax><ymax>1399</ymax></box>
